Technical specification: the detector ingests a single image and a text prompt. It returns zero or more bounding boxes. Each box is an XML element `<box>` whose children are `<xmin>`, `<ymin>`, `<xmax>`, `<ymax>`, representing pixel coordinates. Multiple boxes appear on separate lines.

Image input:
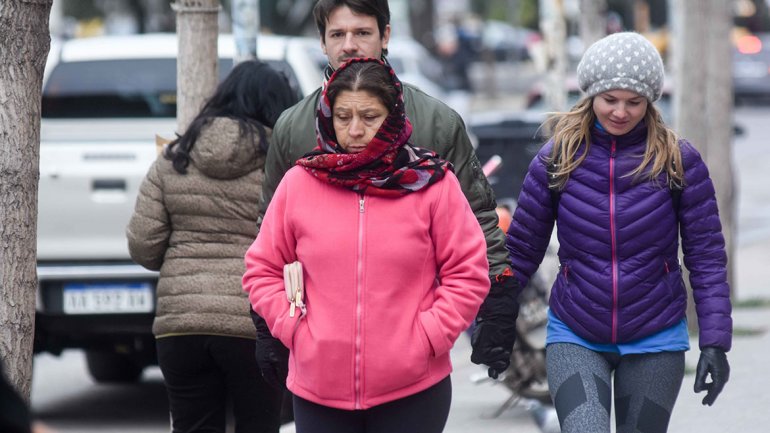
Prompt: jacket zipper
<box><xmin>609</xmin><ymin>139</ymin><xmax>618</xmax><ymax>343</ymax></box>
<box><xmin>354</xmin><ymin>194</ymin><xmax>365</xmax><ymax>409</ymax></box>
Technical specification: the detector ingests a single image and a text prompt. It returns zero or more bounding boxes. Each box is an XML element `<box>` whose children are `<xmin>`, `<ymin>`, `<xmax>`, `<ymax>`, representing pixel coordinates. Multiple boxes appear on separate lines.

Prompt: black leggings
<box><xmin>157</xmin><ymin>335</ymin><xmax>282</xmax><ymax>433</ymax></box>
<box><xmin>293</xmin><ymin>376</ymin><xmax>452</xmax><ymax>433</ymax></box>
<box><xmin>547</xmin><ymin>343</ymin><xmax>684</xmax><ymax>433</ymax></box>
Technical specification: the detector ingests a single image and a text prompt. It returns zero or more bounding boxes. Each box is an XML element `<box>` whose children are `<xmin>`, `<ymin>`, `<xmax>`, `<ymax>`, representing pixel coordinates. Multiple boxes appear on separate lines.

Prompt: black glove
<box><xmin>250</xmin><ymin>308</ymin><xmax>289</xmax><ymax>389</ymax></box>
<box><xmin>470</xmin><ymin>276</ymin><xmax>520</xmax><ymax>379</ymax></box>
<box><xmin>694</xmin><ymin>346</ymin><xmax>730</xmax><ymax>406</ymax></box>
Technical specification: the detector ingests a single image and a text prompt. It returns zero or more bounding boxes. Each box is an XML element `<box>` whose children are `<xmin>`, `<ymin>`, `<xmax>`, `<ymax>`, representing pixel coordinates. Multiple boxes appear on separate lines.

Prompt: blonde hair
<box><xmin>544</xmin><ymin>97</ymin><xmax>683</xmax><ymax>190</ymax></box>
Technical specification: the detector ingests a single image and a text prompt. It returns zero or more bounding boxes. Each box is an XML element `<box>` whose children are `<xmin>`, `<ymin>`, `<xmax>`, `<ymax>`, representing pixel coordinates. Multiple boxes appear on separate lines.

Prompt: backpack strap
<box><xmin>670</xmin><ymin>140</ymin><xmax>684</xmax><ymax>216</ymax></box>
<box><xmin>670</xmin><ymin>179</ymin><xmax>682</xmax><ymax>215</ymax></box>
<box><xmin>547</xmin><ymin>159</ymin><xmax>560</xmax><ymax>220</ymax></box>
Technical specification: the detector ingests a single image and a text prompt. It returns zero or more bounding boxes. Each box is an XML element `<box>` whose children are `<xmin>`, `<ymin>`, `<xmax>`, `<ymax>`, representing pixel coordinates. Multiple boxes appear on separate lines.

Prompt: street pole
<box><xmin>232</xmin><ymin>0</ymin><xmax>259</xmax><ymax>63</ymax></box>
<box><xmin>539</xmin><ymin>0</ymin><xmax>567</xmax><ymax>112</ymax></box>
<box><xmin>579</xmin><ymin>0</ymin><xmax>606</xmax><ymax>49</ymax></box>
<box><xmin>389</xmin><ymin>0</ymin><xmax>412</xmax><ymax>38</ymax></box>
<box><xmin>172</xmin><ymin>0</ymin><xmax>220</xmax><ymax>135</ymax></box>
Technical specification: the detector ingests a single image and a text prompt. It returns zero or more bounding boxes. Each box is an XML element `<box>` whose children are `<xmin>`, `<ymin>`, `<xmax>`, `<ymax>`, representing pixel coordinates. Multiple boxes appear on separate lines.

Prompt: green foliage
<box><xmin>734</xmin><ymin>297</ymin><xmax>770</xmax><ymax>309</ymax></box>
<box><xmin>518</xmin><ymin>0</ymin><xmax>539</xmax><ymax>29</ymax></box>
<box><xmin>469</xmin><ymin>0</ymin><xmax>487</xmax><ymax>17</ymax></box>
<box><xmin>469</xmin><ymin>0</ymin><xmax>538</xmax><ymax>29</ymax></box>
<box><xmin>487</xmin><ymin>0</ymin><xmax>509</xmax><ymax>22</ymax></box>
<box><xmin>62</xmin><ymin>0</ymin><xmax>102</xmax><ymax>19</ymax></box>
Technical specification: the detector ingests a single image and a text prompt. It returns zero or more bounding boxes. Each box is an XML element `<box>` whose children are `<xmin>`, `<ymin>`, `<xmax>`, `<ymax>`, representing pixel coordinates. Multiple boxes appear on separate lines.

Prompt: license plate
<box><xmin>63</xmin><ymin>282</ymin><xmax>154</xmax><ymax>314</ymax></box>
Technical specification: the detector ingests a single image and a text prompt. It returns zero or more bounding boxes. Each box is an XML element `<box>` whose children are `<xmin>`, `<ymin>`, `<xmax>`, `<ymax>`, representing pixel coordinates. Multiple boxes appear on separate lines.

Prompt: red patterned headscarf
<box><xmin>296</xmin><ymin>58</ymin><xmax>451</xmax><ymax>197</ymax></box>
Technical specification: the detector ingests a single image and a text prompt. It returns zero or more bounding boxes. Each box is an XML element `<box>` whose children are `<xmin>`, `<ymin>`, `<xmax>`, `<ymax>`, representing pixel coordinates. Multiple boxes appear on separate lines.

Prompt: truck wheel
<box><xmin>85</xmin><ymin>351</ymin><xmax>143</xmax><ymax>383</ymax></box>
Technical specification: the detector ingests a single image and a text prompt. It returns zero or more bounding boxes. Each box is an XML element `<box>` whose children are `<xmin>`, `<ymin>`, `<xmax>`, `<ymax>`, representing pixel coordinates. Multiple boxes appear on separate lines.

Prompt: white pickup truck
<box><xmin>35</xmin><ymin>33</ymin><xmax>323</xmax><ymax>382</ymax></box>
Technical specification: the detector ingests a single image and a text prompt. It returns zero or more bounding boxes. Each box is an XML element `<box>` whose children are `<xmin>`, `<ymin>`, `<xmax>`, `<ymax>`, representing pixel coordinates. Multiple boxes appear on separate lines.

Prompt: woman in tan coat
<box><xmin>127</xmin><ymin>60</ymin><xmax>297</xmax><ymax>433</ymax></box>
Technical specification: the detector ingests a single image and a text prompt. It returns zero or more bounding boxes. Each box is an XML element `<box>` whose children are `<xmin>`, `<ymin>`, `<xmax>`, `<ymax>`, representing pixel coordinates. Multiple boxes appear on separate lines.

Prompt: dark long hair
<box><xmin>166</xmin><ymin>60</ymin><xmax>297</xmax><ymax>174</ymax></box>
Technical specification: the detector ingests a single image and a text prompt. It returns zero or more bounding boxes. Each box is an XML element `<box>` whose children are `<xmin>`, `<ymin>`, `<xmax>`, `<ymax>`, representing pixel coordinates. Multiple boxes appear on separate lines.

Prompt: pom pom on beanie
<box><xmin>577</xmin><ymin>32</ymin><xmax>665</xmax><ymax>101</ymax></box>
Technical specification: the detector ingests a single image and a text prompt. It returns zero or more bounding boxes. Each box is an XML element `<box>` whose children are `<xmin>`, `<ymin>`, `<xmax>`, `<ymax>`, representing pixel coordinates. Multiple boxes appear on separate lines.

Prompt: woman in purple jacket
<box><xmin>504</xmin><ymin>32</ymin><xmax>732</xmax><ymax>432</ymax></box>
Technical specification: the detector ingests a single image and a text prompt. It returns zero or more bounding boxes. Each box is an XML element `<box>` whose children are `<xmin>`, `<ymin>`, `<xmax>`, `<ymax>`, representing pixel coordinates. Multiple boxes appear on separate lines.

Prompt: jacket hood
<box><xmin>190</xmin><ymin>117</ymin><xmax>268</xmax><ymax>179</ymax></box>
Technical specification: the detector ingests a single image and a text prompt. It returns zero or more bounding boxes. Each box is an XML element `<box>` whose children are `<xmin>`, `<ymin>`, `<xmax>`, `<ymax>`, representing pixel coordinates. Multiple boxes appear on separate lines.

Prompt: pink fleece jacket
<box><xmin>243</xmin><ymin>166</ymin><xmax>489</xmax><ymax>410</ymax></box>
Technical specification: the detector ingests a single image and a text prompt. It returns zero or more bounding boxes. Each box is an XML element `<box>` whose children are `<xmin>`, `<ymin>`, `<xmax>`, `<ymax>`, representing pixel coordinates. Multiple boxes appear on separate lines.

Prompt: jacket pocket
<box><xmin>291</xmin><ymin>319</ymin><xmax>354</xmax><ymax>402</ymax></box>
<box><xmin>662</xmin><ymin>258</ymin><xmax>686</xmax><ymax>302</ymax></box>
<box><xmin>554</xmin><ymin>261</ymin><xmax>571</xmax><ymax>304</ymax></box>
<box><xmin>364</xmin><ymin>317</ymin><xmax>431</xmax><ymax>398</ymax></box>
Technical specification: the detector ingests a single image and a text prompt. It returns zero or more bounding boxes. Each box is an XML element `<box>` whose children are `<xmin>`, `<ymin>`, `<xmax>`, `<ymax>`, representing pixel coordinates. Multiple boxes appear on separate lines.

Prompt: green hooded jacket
<box><xmin>260</xmin><ymin>83</ymin><xmax>510</xmax><ymax>278</ymax></box>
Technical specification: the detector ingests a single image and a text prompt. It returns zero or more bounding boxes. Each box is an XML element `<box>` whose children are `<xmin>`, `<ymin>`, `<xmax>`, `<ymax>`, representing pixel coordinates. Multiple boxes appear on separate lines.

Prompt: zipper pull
<box><xmin>359</xmin><ymin>196</ymin><xmax>365</xmax><ymax>213</ymax></box>
<box><xmin>290</xmin><ymin>300</ymin><xmax>296</xmax><ymax>318</ymax></box>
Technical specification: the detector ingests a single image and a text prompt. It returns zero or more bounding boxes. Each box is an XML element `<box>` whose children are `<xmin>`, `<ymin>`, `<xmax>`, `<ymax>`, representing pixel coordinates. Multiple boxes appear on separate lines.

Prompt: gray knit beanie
<box><xmin>577</xmin><ymin>32</ymin><xmax>665</xmax><ymax>101</ymax></box>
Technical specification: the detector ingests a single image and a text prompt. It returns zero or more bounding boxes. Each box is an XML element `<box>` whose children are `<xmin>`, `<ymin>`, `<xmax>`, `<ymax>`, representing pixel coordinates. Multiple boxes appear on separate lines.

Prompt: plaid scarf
<box><xmin>296</xmin><ymin>58</ymin><xmax>450</xmax><ymax>198</ymax></box>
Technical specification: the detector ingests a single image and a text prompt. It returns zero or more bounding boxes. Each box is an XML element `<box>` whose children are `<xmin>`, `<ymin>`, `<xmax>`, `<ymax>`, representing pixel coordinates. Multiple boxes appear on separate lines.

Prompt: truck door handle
<box><xmin>92</xmin><ymin>179</ymin><xmax>126</xmax><ymax>191</ymax></box>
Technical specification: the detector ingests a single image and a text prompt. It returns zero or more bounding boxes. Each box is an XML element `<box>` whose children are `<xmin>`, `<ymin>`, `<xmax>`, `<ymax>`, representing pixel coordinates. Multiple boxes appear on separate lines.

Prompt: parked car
<box><xmin>387</xmin><ymin>37</ymin><xmax>450</xmax><ymax>100</ymax></box>
<box><xmin>36</xmin><ymin>33</ymin><xmax>323</xmax><ymax>383</ymax></box>
<box><xmin>733</xmin><ymin>32</ymin><xmax>770</xmax><ymax>105</ymax></box>
<box><xmin>480</xmin><ymin>20</ymin><xmax>540</xmax><ymax>62</ymax></box>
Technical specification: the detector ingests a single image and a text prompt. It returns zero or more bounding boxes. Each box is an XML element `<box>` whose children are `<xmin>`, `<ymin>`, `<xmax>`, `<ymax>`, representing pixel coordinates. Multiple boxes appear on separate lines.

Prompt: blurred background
<box><xmin>29</xmin><ymin>1</ymin><xmax>770</xmax><ymax>432</ymax></box>
<box><xmin>42</xmin><ymin>0</ymin><xmax>770</xmax><ymax>199</ymax></box>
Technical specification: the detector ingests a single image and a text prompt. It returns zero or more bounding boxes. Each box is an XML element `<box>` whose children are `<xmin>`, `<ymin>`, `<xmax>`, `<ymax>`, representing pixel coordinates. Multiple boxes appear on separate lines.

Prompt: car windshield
<box><xmin>42</xmin><ymin>58</ymin><xmax>301</xmax><ymax>118</ymax></box>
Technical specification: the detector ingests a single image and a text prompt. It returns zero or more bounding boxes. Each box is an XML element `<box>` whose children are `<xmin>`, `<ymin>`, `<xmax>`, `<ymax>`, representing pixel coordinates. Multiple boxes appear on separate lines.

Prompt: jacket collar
<box><xmin>590</xmin><ymin>120</ymin><xmax>648</xmax><ymax>149</ymax></box>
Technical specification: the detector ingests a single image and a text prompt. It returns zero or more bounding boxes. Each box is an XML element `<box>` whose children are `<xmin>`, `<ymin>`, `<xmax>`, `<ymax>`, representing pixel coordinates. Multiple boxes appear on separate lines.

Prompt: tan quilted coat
<box><xmin>127</xmin><ymin>117</ymin><xmax>267</xmax><ymax>339</ymax></box>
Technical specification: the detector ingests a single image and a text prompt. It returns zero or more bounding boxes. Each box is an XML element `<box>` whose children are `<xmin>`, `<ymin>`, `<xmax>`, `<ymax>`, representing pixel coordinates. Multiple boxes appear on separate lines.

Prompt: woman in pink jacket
<box><xmin>242</xmin><ymin>58</ymin><xmax>489</xmax><ymax>433</ymax></box>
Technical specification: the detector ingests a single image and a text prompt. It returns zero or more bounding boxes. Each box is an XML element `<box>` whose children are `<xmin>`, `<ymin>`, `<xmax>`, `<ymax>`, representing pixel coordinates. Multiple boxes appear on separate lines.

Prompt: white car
<box><xmin>387</xmin><ymin>37</ymin><xmax>476</xmax><ymax>123</ymax></box>
<box><xmin>387</xmin><ymin>37</ymin><xmax>448</xmax><ymax>100</ymax></box>
<box><xmin>36</xmin><ymin>33</ymin><xmax>323</xmax><ymax>383</ymax></box>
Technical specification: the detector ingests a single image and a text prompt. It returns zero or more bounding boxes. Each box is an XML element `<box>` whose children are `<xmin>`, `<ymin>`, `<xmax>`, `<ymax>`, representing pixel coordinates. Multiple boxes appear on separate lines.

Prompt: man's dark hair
<box><xmin>326</xmin><ymin>61</ymin><xmax>398</xmax><ymax>113</ymax></box>
<box><xmin>313</xmin><ymin>0</ymin><xmax>390</xmax><ymax>42</ymax></box>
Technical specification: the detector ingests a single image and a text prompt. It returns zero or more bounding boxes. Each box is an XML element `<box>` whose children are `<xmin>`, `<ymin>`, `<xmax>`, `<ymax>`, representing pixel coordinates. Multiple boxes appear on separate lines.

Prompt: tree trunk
<box><xmin>579</xmin><ymin>0</ymin><xmax>606</xmax><ymax>49</ymax></box>
<box><xmin>0</xmin><ymin>0</ymin><xmax>53</xmax><ymax>402</ymax></box>
<box><xmin>173</xmin><ymin>0</ymin><xmax>220</xmax><ymax>134</ymax></box>
<box><xmin>672</xmin><ymin>0</ymin><xmax>735</xmax><ymax>332</ymax></box>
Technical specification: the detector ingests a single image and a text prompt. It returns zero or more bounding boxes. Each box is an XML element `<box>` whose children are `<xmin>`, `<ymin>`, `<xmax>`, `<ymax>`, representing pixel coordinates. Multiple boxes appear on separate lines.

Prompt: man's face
<box><xmin>321</xmin><ymin>5</ymin><xmax>390</xmax><ymax>69</ymax></box>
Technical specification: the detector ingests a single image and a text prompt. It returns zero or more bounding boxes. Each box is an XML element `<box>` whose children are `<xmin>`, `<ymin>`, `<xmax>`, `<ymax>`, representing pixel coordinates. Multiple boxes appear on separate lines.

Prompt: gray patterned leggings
<box><xmin>547</xmin><ymin>343</ymin><xmax>685</xmax><ymax>433</ymax></box>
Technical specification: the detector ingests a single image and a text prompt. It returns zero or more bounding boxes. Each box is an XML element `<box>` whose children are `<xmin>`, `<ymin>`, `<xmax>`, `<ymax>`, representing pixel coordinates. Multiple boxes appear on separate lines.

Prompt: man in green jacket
<box><xmin>251</xmin><ymin>0</ymin><xmax>520</xmax><ymax>387</ymax></box>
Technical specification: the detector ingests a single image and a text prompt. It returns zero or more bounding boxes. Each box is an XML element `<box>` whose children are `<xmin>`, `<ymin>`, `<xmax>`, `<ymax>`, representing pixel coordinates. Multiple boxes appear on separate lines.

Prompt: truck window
<box><xmin>42</xmin><ymin>58</ymin><xmax>301</xmax><ymax>118</ymax></box>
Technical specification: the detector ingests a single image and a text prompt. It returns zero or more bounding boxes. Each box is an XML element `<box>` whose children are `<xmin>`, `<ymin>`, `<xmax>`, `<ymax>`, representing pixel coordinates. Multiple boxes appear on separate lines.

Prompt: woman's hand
<box><xmin>470</xmin><ymin>277</ymin><xmax>520</xmax><ymax>378</ymax></box>
<box><xmin>250</xmin><ymin>308</ymin><xmax>289</xmax><ymax>389</ymax></box>
<box><xmin>694</xmin><ymin>346</ymin><xmax>730</xmax><ymax>406</ymax></box>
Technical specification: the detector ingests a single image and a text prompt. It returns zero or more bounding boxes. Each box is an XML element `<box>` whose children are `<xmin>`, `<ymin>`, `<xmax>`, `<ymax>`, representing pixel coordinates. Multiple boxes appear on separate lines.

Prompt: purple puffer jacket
<box><xmin>506</xmin><ymin>122</ymin><xmax>732</xmax><ymax>351</ymax></box>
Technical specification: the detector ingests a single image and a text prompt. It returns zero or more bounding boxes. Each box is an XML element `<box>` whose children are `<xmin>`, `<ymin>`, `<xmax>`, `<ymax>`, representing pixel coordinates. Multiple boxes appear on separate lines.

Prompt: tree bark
<box><xmin>672</xmin><ymin>0</ymin><xmax>735</xmax><ymax>332</ymax></box>
<box><xmin>173</xmin><ymin>0</ymin><xmax>220</xmax><ymax>134</ymax></box>
<box><xmin>0</xmin><ymin>0</ymin><xmax>53</xmax><ymax>401</ymax></box>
